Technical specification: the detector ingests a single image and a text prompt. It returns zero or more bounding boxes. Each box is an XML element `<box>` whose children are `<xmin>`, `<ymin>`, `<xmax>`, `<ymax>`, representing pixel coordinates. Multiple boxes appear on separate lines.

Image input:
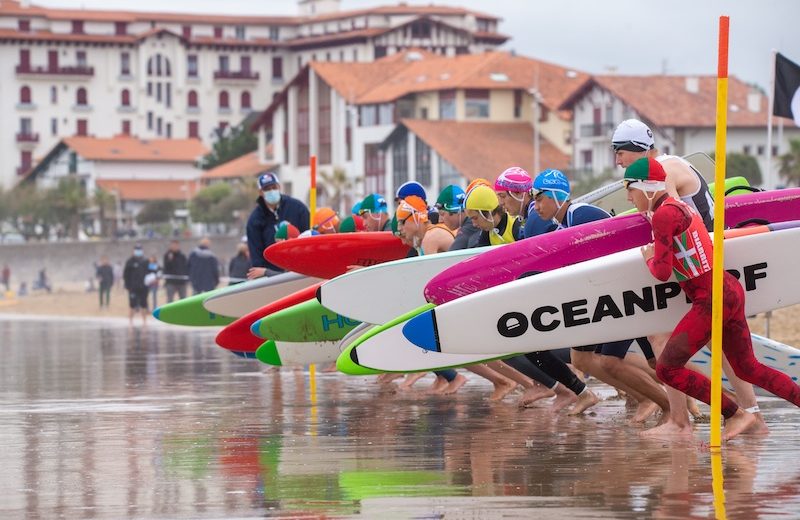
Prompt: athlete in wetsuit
<box><xmin>626</xmin><ymin>157</ymin><xmax>800</xmax><ymax>440</ymax></box>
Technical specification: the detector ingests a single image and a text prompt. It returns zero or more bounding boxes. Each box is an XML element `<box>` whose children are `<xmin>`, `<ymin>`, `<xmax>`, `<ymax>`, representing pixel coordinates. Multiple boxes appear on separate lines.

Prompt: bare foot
<box><xmin>745</xmin><ymin>414</ymin><xmax>770</xmax><ymax>435</ymax></box>
<box><xmin>631</xmin><ymin>400</ymin><xmax>660</xmax><ymax>423</ymax></box>
<box><xmin>640</xmin><ymin>419</ymin><xmax>694</xmax><ymax>437</ymax></box>
<box><xmin>489</xmin><ymin>380</ymin><xmax>516</xmax><ymax>401</ymax></box>
<box><xmin>567</xmin><ymin>389</ymin><xmax>599</xmax><ymax>415</ymax></box>
<box><xmin>518</xmin><ymin>386</ymin><xmax>556</xmax><ymax>408</ymax></box>
<box><xmin>427</xmin><ymin>375</ymin><xmax>449</xmax><ymax>394</ymax></box>
<box><xmin>442</xmin><ymin>374</ymin><xmax>467</xmax><ymax>395</ymax></box>
<box><xmin>377</xmin><ymin>373</ymin><xmax>403</xmax><ymax>385</ymax></box>
<box><xmin>399</xmin><ymin>372</ymin><xmax>426</xmax><ymax>391</ymax></box>
<box><xmin>723</xmin><ymin>410</ymin><xmax>758</xmax><ymax>441</ymax></box>
<box><xmin>687</xmin><ymin>396</ymin><xmax>703</xmax><ymax>419</ymax></box>
<box><xmin>550</xmin><ymin>388</ymin><xmax>578</xmax><ymax>413</ymax></box>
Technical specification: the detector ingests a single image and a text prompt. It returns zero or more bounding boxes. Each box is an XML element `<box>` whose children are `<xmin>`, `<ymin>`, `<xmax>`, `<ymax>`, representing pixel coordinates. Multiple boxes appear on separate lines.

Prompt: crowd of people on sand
<box><xmin>236</xmin><ymin>118</ymin><xmax>799</xmax><ymax>442</ymax></box>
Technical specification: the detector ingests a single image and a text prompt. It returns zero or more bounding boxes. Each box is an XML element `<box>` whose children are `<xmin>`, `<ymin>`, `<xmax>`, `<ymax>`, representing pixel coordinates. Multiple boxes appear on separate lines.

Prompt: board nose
<box><xmin>402</xmin><ymin>310</ymin><xmax>440</xmax><ymax>352</ymax></box>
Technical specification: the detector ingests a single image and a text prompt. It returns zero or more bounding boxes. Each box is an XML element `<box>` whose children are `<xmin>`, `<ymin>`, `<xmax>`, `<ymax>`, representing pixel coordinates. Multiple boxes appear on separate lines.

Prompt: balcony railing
<box><xmin>16</xmin><ymin>132</ymin><xmax>39</xmax><ymax>143</ymax></box>
<box><xmin>16</xmin><ymin>64</ymin><xmax>95</xmax><ymax>77</ymax></box>
<box><xmin>579</xmin><ymin>122</ymin><xmax>615</xmax><ymax>138</ymax></box>
<box><xmin>213</xmin><ymin>70</ymin><xmax>260</xmax><ymax>81</ymax></box>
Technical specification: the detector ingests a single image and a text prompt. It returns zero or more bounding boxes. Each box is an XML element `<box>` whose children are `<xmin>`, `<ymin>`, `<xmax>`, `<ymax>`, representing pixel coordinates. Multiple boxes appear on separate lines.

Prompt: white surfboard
<box><xmin>691</xmin><ymin>334</ymin><xmax>800</xmax><ymax>397</ymax></box>
<box><xmin>403</xmin><ymin>226</ymin><xmax>800</xmax><ymax>356</ymax></box>
<box><xmin>202</xmin><ymin>271</ymin><xmax>323</xmax><ymax>318</ymax></box>
<box><xmin>318</xmin><ymin>247</ymin><xmax>491</xmax><ymax>324</ymax></box>
<box><xmin>258</xmin><ymin>339</ymin><xmax>341</xmax><ymax>366</ymax></box>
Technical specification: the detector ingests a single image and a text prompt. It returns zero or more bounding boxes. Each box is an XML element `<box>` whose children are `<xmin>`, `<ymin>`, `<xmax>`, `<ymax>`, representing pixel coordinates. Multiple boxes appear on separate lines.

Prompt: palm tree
<box><xmin>318</xmin><ymin>167</ymin><xmax>361</xmax><ymax>216</ymax></box>
<box><xmin>779</xmin><ymin>138</ymin><xmax>800</xmax><ymax>186</ymax></box>
<box><xmin>93</xmin><ymin>187</ymin><xmax>117</xmax><ymax>238</ymax></box>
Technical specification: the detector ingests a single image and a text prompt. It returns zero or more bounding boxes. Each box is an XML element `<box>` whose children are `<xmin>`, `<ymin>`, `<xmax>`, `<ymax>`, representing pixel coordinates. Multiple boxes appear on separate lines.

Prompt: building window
<box><xmin>68</xmin><ymin>152</ymin><xmax>77</xmax><ymax>173</ymax></box>
<box><xmin>147</xmin><ymin>111</ymin><xmax>153</xmax><ymax>130</ymax></box>
<box><xmin>353</xmin><ymin>49</ymin><xmax>358</xmax><ymax>61</ymax></box>
<box><xmin>379</xmin><ymin>103</ymin><xmax>395</xmax><ymax>125</ymax></box>
<box><xmin>187</xmin><ymin>55</ymin><xmax>198</xmax><ymax>77</ymax></box>
<box><xmin>439</xmin><ymin>157</ymin><xmax>462</xmax><ymax>187</ymax></box>
<box><xmin>757</xmin><ymin>145</ymin><xmax>765</xmax><ymax>156</ymax></box>
<box><xmin>318</xmin><ymin>80</ymin><xmax>332</xmax><ymax>164</ymax></box>
<box><xmin>364</xmin><ymin>144</ymin><xmax>386</xmax><ymax>194</ymax></box>
<box><xmin>166</xmin><ymin>123</ymin><xmax>172</xmax><ymax>138</ymax></box>
<box><xmin>115</xmin><ymin>22</ymin><xmax>127</xmax><ymax>35</ymax></box>
<box><xmin>297</xmin><ymin>82</ymin><xmax>310</xmax><ymax>166</ymax></box>
<box><xmin>581</xmin><ymin>150</ymin><xmax>593</xmax><ymax>170</ymax></box>
<box><xmin>235</xmin><ymin>25</ymin><xmax>245</xmax><ymax>39</ymax></box>
<box><xmin>19</xmin><ymin>85</ymin><xmax>32</xmax><ymax>104</ymax></box>
<box><xmin>743</xmin><ymin>145</ymin><xmax>751</xmax><ymax>156</ymax></box>
<box><xmin>20</xmin><ymin>117</ymin><xmax>32</xmax><ymax>135</ymax></box>
<box><xmin>213</xmin><ymin>26</ymin><xmax>223</xmax><ymax>38</ymax></box>
<box><xmin>157</xmin><ymin>117</ymin><xmax>162</xmax><ymax>136</ymax></box>
<box><xmin>218</xmin><ymin>121</ymin><xmax>229</xmax><ymax>134</ymax></box>
<box><xmin>76</xmin><ymin>50</ymin><xmax>87</xmax><ymax>67</ymax></box>
<box><xmin>18</xmin><ymin>19</ymin><xmax>30</xmax><ymax>32</ymax></box>
<box><xmin>47</xmin><ymin>49</ymin><xmax>58</xmax><ymax>70</ymax></box>
<box><xmin>439</xmin><ymin>90</ymin><xmax>456</xmax><ymax>120</ymax></box>
<box><xmin>392</xmin><ymin>132</ymin><xmax>408</xmax><ymax>188</ymax></box>
<box><xmin>120</xmin><ymin>52</ymin><xmax>130</xmax><ymax>75</ymax></box>
<box><xmin>420</xmin><ymin>107</ymin><xmax>428</xmax><ymax>119</ymax></box>
<box><xmin>272</xmin><ymin>57</ymin><xmax>283</xmax><ymax>80</ymax></box>
<box><xmin>164</xmin><ymin>58</ymin><xmax>171</xmax><ymax>77</ymax></box>
<box><xmin>120</xmin><ymin>89</ymin><xmax>130</xmax><ymax>106</ymax></box>
<box><xmin>416</xmin><ymin>137</ymin><xmax>431</xmax><ymax>187</ymax></box>
<box><xmin>76</xmin><ymin>119</ymin><xmax>88</xmax><ymax>136</ymax></box>
<box><xmin>51</xmin><ymin>118</ymin><xmax>58</xmax><ymax>136</ymax></box>
<box><xmin>374</xmin><ymin>46</ymin><xmax>387</xmax><ymax>59</ymax></box>
<box><xmin>410</xmin><ymin>20</ymin><xmax>432</xmax><ymax>38</ymax></box>
<box><xmin>360</xmin><ymin>105</ymin><xmax>377</xmax><ymax>126</ymax></box>
<box><xmin>219</xmin><ymin>90</ymin><xmax>229</xmax><ymax>109</ymax></box>
<box><xmin>147</xmin><ymin>82</ymin><xmax>152</xmax><ymax>96</ymax></box>
<box><xmin>121</xmin><ymin>120</ymin><xmax>131</xmax><ymax>135</ymax></box>
<box><xmin>19</xmin><ymin>48</ymin><xmax>30</xmax><ymax>69</ymax></box>
<box><xmin>20</xmin><ymin>151</ymin><xmax>33</xmax><ymax>174</ymax></box>
<box><xmin>218</xmin><ymin>55</ymin><xmax>229</xmax><ymax>73</ymax></box>
<box><xmin>514</xmin><ymin>90</ymin><xmax>522</xmax><ymax>118</ymax></box>
<box><xmin>241</xmin><ymin>90</ymin><xmax>251</xmax><ymax>109</ymax></box>
<box><xmin>269</xmin><ymin>26</ymin><xmax>279</xmax><ymax>40</ymax></box>
<box><xmin>50</xmin><ymin>86</ymin><xmax>57</xmax><ymax>104</ymax></box>
<box><xmin>772</xmin><ymin>145</ymin><xmax>779</xmax><ymax>156</ymax></box>
<box><xmin>465</xmin><ymin>89</ymin><xmax>489</xmax><ymax>118</ymax></box>
<box><xmin>187</xmin><ymin>90</ymin><xmax>198</xmax><ymax>108</ymax></box>
<box><xmin>76</xmin><ymin>87</ymin><xmax>88</xmax><ymax>106</ymax></box>
<box><xmin>188</xmin><ymin>121</ymin><xmax>199</xmax><ymax>138</ymax></box>
<box><xmin>165</xmin><ymin>83</ymin><xmax>171</xmax><ymax>108</ymax></box>
<box><xmin>156</xmin><ymin>82</ymin><xmax>162</xmax><ymax>102</ymax></box>
<box><xmin>241</xmin><ymin>55</ymin><xmax>251</xmax><ymax>73</ymax></box>
<box><xmin>182</xmin><ymin>25</ymin><xmax>191</xmax><ymax>39</ymax></box>
<box><xmin>71</xmin><ymin>20</ymin><xmax>84</xmax><ymax>34</ymax></box>
<box><xmin>156</xmin><ymin>54</ymin><xmax>162</xmax><ymax>76</ymax></box>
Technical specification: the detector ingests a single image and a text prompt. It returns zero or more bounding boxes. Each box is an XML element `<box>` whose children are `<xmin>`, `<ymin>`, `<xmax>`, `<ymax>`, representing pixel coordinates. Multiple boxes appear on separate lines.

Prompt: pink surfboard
<box><xmin>425</xmin><ymin>188</ymin><xmax>800</xmax><ymax>305</ymax></box>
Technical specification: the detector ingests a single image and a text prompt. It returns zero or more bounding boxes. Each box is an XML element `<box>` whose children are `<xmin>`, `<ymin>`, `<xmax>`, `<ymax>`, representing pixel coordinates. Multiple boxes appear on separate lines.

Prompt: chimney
<box><xmin>747</xmin><ymin>91</ymin><xmax>761</xmax><ymax>113</ymax></box>
<box><xmin>685</xmin><ymin>77</ymin><xmax>699</xmax><ymax>94</ymax></box>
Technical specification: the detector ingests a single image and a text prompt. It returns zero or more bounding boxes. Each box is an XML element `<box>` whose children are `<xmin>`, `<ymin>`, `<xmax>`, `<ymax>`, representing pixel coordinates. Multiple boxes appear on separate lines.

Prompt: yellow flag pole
<box><xmin>309</xmin><ymin>155</ymin><xmax>318</xmax><ymax>409</ymax></box>
<box><xmin>711</xmin><ymin>14</ymin><xmax>729</xmax><ymax>449</ymax></box>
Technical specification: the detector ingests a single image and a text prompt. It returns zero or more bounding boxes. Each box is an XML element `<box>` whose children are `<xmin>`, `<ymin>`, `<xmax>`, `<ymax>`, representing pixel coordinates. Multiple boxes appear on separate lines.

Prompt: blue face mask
<box><xmin>263</xmin><ymin>190</ymin><xmax>281</xmax><ymax>205</ymax></box>
<box><xmin>134</xmin><ymin>249</ymin><xmax>143</xmax><ymax>257</ymax></box>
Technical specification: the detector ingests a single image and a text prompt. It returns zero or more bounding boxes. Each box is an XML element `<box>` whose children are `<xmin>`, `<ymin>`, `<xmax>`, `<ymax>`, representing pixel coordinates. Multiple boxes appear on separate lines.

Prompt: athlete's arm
<box><xmin>646</xmin><ymin>204</ymin><xmax>690</xmax><ymax>281</ymax></box>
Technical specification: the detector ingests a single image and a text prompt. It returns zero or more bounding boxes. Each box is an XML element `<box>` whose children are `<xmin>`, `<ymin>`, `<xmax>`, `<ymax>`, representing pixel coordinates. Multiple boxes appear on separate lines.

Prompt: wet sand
<box><xmin>1</xmin><ymin>315</ymin><xmax>800</xmax><ymax>519</ymax></box>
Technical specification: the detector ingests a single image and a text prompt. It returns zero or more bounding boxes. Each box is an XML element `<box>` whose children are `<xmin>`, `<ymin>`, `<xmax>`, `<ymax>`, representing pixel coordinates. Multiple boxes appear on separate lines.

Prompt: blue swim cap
<box><xmin>395</xmin><ymin>181</ymin><xmax>426</xmax><ymax>202</ymax></box>
<box><xmin>533</xmin><ymin>169</ymin><xmax>570</xmax><ymax>202</ymax></box>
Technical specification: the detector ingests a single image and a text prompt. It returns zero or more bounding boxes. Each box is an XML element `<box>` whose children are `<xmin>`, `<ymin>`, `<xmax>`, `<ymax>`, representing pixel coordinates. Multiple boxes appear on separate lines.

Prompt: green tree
<box><xmin>190</xmin><ymin>183</ymin><xmax>233</xmax><ymax>224</ymax></box>
<box><xmin>709</xmin><ymin>151</ymin><xmax>762</xmax><ymax>186</ymax></box>
<box><xmin>7</xmin><ymin>184</ymin><xmax>57</xmax><ymax>240</ymax></box>
<box><xmin>318</xmin><ymin>167</ymin><xmax>359</xmax><ymax>216</ymax></box>
<box><xmin>201</xmin><ymin>124</ymin><xmax>257</xmax><ymax>170</ymax></box>
<box><xmin>137</xmin><ymin>199</ymin><xmax>176</xmax><ymax>225</ymax></box>
<box><xmin>779</xmin><ymin>138</ymin><xmax>800</xmax><ymax>186</ymax></box>
<box><xmin>92</xmin><ymin>187</ymin><xmax>117</xmax><ymax>238</ymax></box>
<box><xmin>47</xmin><ymin>177</ymin><xmax>89</xmax><ymax>239</ymax></box>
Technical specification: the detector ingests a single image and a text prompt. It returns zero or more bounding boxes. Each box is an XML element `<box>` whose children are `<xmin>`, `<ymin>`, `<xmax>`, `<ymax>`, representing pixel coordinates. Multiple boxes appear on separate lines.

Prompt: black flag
<box><xmin>774</xmin><ymin>52</ymin><xmax>800</xmax><ymax>126</ymax></box>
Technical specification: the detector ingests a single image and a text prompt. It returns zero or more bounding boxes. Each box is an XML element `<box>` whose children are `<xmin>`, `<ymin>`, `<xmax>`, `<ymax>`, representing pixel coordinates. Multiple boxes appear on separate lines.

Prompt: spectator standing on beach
<box><xmin>2</xmin><ymin>264</ymin><xmax>10</xmax><ymax>292</ymax></box>
<box><xmin>36</xmin><ymin>269</ymin><xmax>52</xmax><ymax>293</ymax></box>
<box><xmin>123</xmin><ymin>243</ymin><xmax>149</xmax><ymax>327</ymax></box>
<box><xmin>162</xmin><ymin>240</ymin><xmax>189</xmax><ymax>303</ymax></box>
<box><xmin>228</xmin><ymin>241</ymin><xmax>250</xmax><ymax>286</ymax></box>
<box><xmin>96</xmin><ymin>256</ymin><xmax>114</xmax><ymax>308</ymax></box>
<box><xmin>146</xmin><ymin>254</ymin><xmax>161</xmax><ymax>309</ymax></box>
<box><xmin>187</xmin><ymin>237</ymin><xmax>219</xmax><ymax>294</ymax></box>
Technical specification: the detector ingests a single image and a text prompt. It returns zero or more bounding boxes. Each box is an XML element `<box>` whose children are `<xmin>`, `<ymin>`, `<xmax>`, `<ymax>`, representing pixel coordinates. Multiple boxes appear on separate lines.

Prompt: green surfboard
<box><xmin>152</xmin><ymin>289</ymin><xmax>236</xmax><ymax>327</ymax></box>
<box><xmin>255</xmin><ymin>299</ymin><xmax>361</xmax><ymax>342</ymax></box>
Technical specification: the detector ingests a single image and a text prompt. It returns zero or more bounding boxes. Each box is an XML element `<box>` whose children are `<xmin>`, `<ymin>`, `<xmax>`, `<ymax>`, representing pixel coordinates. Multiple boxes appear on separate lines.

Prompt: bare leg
<box><xmin>550</xmin><ymin>383</ymin><xmax>578</xmax><ymax>413</ymax></box>
<box><xmin>466</xmin><ymin>364</ymin><xmax>516</xmax><ymax>401</ymax></box>
<box><xmin>399</xmin><ymin>372</ymin><xmax>427</xmax><ymax>390</ymax></box>
<box><xmin>441</xmin><ymin>373</ymin><xmax>467</xmax><ymax>394</ymax></box>
<box><xmin>723</xmin><ymin>409</ymin><xmax>758</xmax><ymax>441</ymax></box>
<box><xmin>486</xmin><ymin>361</ymin><xmax>554</xmax><ymax>406</ymax></box>
<box><xmin>599</xmin><ymin>355</ymin><xmax>669</xmax><ymax>422</ymax></box>
<box><xmin>567</xmin><ymin>388</ymin><xmax>600</xmax><ymax>415</ymax></box>
<box><xmin>642</xmin><ymin>333</ymin><xmax>694</xmax><ymax>437</ymax></box>
<box><xmin>722</xmin><ymin>354</ymin><xmax>769</xmax><ymax>434</ymax></box>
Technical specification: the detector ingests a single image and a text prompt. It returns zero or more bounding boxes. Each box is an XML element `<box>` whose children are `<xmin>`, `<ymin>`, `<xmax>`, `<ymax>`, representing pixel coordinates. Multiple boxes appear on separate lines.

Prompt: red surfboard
<box><xmin>264</xmin><ymin>232</ymin><xmax>411</xmax><ymax>279</ymax></box>
<box><xmin>215</xmin><ymin>282</ymin><xmax>323</xmax><ymax>353</ymax></box>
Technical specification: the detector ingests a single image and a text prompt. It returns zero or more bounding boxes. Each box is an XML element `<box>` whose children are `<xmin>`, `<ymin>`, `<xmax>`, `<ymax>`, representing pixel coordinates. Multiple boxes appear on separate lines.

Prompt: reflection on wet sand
<box><xmin>1</xmin><ymin>317</ymin><xmax>799</xmax><ymax>518</ymax></box>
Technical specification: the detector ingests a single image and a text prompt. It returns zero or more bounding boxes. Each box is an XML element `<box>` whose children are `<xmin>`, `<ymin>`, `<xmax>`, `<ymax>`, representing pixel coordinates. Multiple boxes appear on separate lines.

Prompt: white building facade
<box><xmin>0</xmin><ymin>0</ymin><xmax>507</xmax><ymax>189</ymax></box>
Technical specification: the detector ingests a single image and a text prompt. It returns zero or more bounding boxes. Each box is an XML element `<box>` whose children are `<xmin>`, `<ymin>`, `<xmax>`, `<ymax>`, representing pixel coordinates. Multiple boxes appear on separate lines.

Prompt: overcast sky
<box><xmin>39</xmin><ymin>0</ymin><xmax>800</xmax><ymax>91</ymax></box>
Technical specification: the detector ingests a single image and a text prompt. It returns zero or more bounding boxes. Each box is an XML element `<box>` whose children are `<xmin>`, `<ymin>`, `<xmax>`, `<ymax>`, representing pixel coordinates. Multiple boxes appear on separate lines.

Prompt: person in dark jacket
<box><xmin>228</xmin><ymin>242</ymin><xmax>250</xmax><ymax>285</ymax></box>
<box><xmin>187</xmin><ymin>237</ymin><xmax>219</xmax><ymax>294</ymax></box>
<box><xmin>162</xmin><ymin>239</ymin><xmax>189</xmax><ymax>303</ymax></box>
<box><xmin>246</xmin><ymin>171</ymin><xmax>309</xmax><ymax>279</ymax></box>
<box><xmin>123</xmin><ymin>244</ymin><xmax>150</xmax><ymax>327</ymax></box>
<box><xmin>95</xmin><ymin>255</ymin><xmax>114</xmax><ymax>308</ymax></box>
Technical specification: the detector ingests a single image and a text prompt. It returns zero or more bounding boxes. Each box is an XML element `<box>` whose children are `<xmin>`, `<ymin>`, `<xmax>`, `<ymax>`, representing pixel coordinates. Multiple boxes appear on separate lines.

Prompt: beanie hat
<box><xmin>612</xmin><ymin>119</ymin><xmax>655</xmax><ymax>151</ymax></box>
<box><xmin>624</xmin><ymin>157</ymin><xmax>667</xmax><ymax>192</ymax></box>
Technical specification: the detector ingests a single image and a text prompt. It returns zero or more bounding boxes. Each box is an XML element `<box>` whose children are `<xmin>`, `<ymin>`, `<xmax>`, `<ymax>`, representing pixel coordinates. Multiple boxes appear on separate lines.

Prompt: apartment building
<box><xmin>0</xmin><ymin>0</ymin><xmax>508</xmax><ymax>189</ymax></box>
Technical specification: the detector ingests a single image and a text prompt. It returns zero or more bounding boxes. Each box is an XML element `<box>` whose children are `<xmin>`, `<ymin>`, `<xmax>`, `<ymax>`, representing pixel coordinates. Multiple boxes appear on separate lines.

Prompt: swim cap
<box><xmin>612</xmin><ymin>119</ymin><xmax>655</xmax><ymax>151</ymax></box>
<box><xmin>275</xmin><ymin>221</ymin><xmax>300</xmax><ymax>240</ymax></box>
<box><xmin>464</xmin><ymin>185</ymin><xmax>499</xmax><ymax>212</ymax></box>
<box><xmin>339</xmin><ymin>215</ymin><xmax>366</xmax><ymax>233</ymax></box>
<box><xmin>359</xmin><ymin>193</ymin><xmax>388</xmax><ymax>214</ymax></box>
<box><xmin>533</xmin><ymin>169</ymin><xmax>570</xmax><ymax>202</ymax></box>
<box><xmin>624</xmin><ymin>157</ymin><xmax>667</xmax><ymax>192</ymax></box>
<box><xmin>313</xmin><ymin>207</ymin><xmax>339</xmax><ymax>233</ymax></box>
<box><xmin>395</xmin><ymin>181</ymin><xmax>426</xmax><ymax>202</ymax></box>
<box><xmin>494</xmin><ymin>167</ymin><xmax>533</xmax><ymax>193</ymax></box>
<box><xmin>435</xmin><ymin>185</ymin><xmax>466</xmax><ymax>212</ymax></box>
<box><xmin>395</xmin><ymin>195</ymin><xmax>429</xmax><ymax>223</ymax></box>
<box><xmin>466</xmin><ymin>178</ymin><xmax>492</xmax><ymax>196</ymax></box>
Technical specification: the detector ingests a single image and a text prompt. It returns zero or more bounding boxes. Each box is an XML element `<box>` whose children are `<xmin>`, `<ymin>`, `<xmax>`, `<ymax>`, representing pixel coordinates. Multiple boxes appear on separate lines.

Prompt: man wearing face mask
<box><xmin>246</xmin><ymin>171</ymin><xmax>310</xmax><ymax>279</ymax></box>
<box><xmin>123</xmin><ymin>243</ymin><xmax>150</xmax><ymax>327</ymax></box>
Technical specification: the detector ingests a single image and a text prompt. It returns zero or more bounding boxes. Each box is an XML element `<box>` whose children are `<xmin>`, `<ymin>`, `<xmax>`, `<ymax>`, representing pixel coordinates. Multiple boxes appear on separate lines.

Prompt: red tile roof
<box><xmin>201</xmin><ymin>149</ymin><xmax>276</xmax><ymax>181</ymax></box>
<box><xmin>560</xmin><ymin>75</ymin><xmax>769</xmax><ymax>128</ymax></box>
<box><xmin>63</xmin><ymin>136</ymin><xmax>207</xmax><ymax>163</ymax></box>
<box><xmin>96</xmin><ymin>179</ymin><xmax>201</xmax><ymax>201</ymax></box>
<box><xmin>395</xmin><ymin>119</ymin><xmax>570</xmax><ymax>182</ymax></box>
